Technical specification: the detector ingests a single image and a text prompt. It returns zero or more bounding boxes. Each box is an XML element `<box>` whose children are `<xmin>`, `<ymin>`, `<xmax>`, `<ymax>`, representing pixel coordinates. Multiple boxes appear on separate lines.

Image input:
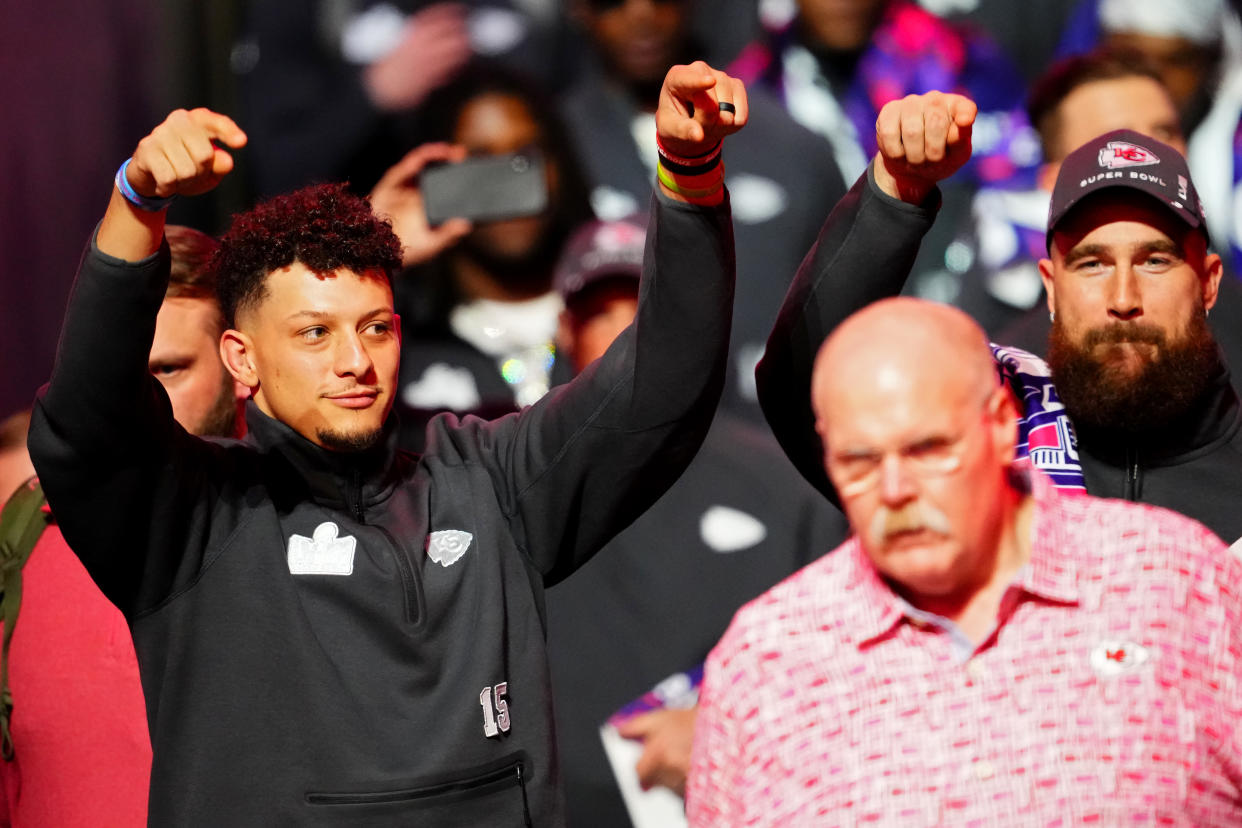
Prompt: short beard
<box><xmin>1047</xmin><ymin>312</ymin><xmax>1219</xmax><ymax>433</ymax></box>
<box><xmin>315</xmin><ymin>425</ymin><xmax>384</xmax><ymax>453</ymax></box>
<box><xmin>194</xmin><ymin>372</ymin><xmax>241</xmax><ymax>439</ymax></box>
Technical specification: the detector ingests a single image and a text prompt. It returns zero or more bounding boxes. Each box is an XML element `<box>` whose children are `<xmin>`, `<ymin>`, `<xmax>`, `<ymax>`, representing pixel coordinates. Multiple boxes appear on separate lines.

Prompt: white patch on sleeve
<box><xmin>287</xmin><ymin>522</ymin><xmax>357</xmax><ymax>576</ymax></box>
<box><xmin>402</xmin><ymin>363</ymin><xmax>483</xmax><ymax>412</ymax></box>
<box><xmin>428</xmin><ymin>529</ymin><xmax>473</xmax><ymax>567</ymax></box>
<box><xmin>699</xmin><ymin>506</ymin><xmax>767</xmax><ymax>553</ymax></box>
<box><xmin>724</xmin><ymin>173</ymin><xmax>788</xmax><ymax>225</ymax></box>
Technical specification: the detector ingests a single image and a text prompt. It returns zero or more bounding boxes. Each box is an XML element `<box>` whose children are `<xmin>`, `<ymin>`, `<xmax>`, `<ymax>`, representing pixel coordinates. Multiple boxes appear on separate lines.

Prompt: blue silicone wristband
<box><xmin>114</xmin><ymin>158</ymin><xmax>175</xmax><ymax>211</ymax></box>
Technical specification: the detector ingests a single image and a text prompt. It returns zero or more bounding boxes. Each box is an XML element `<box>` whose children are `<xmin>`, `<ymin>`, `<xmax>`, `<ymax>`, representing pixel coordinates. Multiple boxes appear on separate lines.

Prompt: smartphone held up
<box><xmin>422</xmin><ymin>150</ymin><xmax>549</xmax><ymax>226</ymax></box>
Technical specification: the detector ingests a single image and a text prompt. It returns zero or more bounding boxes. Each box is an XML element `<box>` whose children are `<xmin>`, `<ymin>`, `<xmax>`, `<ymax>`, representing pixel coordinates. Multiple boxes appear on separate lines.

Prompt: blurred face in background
<box><xmin>1038</xmin><ymin>75</ymin><xmax>1185</xmax><ymax>190</ymax></box>
<box><xmin>150</xmin><ymin>296</ymin><xmax>246</xmax><ymax>438</ymax></box>
<box><xmin>796</xmin><ymin>0</ymin><xmax>891</xmax><ymax>52</ymax></box>
<box><xmin>1102</xmin><ymin>33</ymin><xmax>1220</xmax><ymax>130</ymax></box>
<box><xmin>559</xmin><ymin>278</ymin><xmax>640</xmax><ymax>373</ymax></box>
<box><xmin>578</xmin><ymin>0</ymin><xmax>687</xmax><ymax>88</ymax></box>
<box><xmin>452</xmin><ymin>92</ymin><xmax>561</xmax><ymax>277</ymax></box>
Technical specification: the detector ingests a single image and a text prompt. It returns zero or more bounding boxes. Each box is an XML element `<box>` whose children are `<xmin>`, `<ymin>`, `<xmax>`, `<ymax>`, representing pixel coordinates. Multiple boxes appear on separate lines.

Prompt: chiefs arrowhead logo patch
<box><xmin>1098</xmin><ymin>141</ymin><xmax>1159</xmax><ymax>170</ymax></box>
<box><xmin>427</xmin><ymin>529</ymin><xmax>473</xmax><ymax>568</ymax></box>
<box><xmin>1089</xmin><ymin>640</ymin><xmax>1151</xmax><ymax>677</ymax></box>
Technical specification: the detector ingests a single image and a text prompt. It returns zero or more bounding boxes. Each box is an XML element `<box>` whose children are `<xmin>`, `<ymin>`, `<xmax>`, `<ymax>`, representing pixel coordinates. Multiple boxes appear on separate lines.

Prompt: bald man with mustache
<box><xmin>686</xmin><ymin>298</ymin><xmax>1242</xmax><ymax>826</ymax></box>
<box><xmin>808</xmin><ymin>299</ymin><xmax>1032</xmax><ymax>644</ymax></box>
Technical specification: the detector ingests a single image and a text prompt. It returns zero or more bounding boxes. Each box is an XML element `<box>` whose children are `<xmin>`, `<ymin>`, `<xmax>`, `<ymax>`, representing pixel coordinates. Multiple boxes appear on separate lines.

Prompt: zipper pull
<box><xmin>352</xmin><ymin>468</ymin><xmax>365</xmax><ymax>523</ymax></box>
<box><xmin>516</xmin><ymin>763</ymin><xmax>533</xmax><ymax>828</ymax></box>
<box><xmin>1125</xmin><ymin>448</ymin><xmax>1140</xmax><ymax>500</ymax></box>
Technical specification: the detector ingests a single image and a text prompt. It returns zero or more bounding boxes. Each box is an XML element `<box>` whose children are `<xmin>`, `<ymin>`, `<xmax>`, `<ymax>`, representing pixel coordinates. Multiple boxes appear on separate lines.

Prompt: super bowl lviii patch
<box><xmin>287</xmin><ymin>522</ymin><xmax>356</xmax><ymax>576</ymax></box>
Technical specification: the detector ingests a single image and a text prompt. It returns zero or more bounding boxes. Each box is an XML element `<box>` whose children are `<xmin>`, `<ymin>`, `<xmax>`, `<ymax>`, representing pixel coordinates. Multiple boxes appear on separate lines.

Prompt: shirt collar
<box><xmin>1010</xmin><ymin>466</ymin><xmax>1080</xmax><ymax>605</ymax></box>
<box><xmin>847</xmin><ymin>465</ymin><xmax>1080</xmax><ymax>651</ymax></box>
<box><xmin>839</xmin><ymin>538</ymin><xmax>906</xmax><ymax>650</ymax></box>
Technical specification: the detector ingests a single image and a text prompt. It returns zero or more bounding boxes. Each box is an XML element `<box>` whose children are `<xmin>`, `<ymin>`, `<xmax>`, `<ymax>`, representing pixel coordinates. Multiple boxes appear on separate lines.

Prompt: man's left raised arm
<box><xmin>432</xmin><ymin>62</ymin><xmax>744</xmax><ymax>583</ymax></box>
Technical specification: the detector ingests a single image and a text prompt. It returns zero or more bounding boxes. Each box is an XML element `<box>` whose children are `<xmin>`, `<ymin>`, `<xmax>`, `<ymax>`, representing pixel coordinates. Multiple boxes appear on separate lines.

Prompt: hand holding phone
<box><xmin>421</xmin><ymin>150</ymin><xmax>549</xmax><ymax>226</ymax></box>
<box><xmin>369</xmin><ymin>142</ymin><xmax>473</xmax><ymax>268</ymax></box>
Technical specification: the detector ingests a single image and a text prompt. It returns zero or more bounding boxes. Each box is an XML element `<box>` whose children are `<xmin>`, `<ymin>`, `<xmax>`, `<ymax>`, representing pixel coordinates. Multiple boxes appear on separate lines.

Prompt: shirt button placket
<box><xmin>966</xmin><ymin>657</ymin><xmax>986</xmax><ymax>683</ymax></box>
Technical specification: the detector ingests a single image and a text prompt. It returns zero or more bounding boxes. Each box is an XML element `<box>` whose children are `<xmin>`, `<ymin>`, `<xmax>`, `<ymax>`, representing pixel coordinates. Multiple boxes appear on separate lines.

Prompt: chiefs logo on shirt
<box><xmin>1098</xmin><ymin>141</ymin><xmax>1159</xmax><ymax>170</ymax></box>
<box><xmin>1089</xmin><ymin>639</ymin><xmax>1151</xmax><ymax>677</ymax></box>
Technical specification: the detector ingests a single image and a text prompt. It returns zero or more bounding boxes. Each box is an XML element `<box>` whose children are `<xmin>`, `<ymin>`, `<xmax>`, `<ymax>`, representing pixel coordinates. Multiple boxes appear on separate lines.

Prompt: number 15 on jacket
<box><xmin>480</xmin><ymin>681</ymin><xmax>510</xmax><ymax>738</ymax></box>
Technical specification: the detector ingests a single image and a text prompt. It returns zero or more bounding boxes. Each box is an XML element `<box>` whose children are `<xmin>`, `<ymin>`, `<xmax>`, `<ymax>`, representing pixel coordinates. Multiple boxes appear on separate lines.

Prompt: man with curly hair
<box><xmin>27</xmin><ymin>61</ymin><xmax>746</xmax><ymax>826</ymax></box>
<box><xmin>211</xmin><ymin>180</ymin><xmax>406</xmax><ymax>453</ymax></box>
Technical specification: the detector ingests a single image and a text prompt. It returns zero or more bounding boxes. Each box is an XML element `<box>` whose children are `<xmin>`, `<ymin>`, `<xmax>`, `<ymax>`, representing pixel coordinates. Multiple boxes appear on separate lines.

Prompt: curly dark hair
<box><xmin>212</xmin><ymin>182</ymin><xmax>402</xmax><ymax>326</ymax></box>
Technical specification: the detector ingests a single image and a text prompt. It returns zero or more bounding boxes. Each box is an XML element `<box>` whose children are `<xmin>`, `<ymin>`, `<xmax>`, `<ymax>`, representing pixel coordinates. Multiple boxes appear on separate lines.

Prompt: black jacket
<box><xmin>756</xmin><ymin>167</ymin><xmax>1242</xmax><ymax>544</ymax></box>
<box><xmin>28</xmin><ymin>190</ymin><xmax>734</xmax><ymax>826</ymax></box>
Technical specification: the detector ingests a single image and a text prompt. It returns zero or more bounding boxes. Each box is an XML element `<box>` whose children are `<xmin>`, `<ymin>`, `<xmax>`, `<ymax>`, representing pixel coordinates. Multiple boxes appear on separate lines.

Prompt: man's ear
<box><xmin>1038</xmin><ymin>256</ymin><xmax>1056</xmax><ymax>314</ymax></box>
<box><xmin>1203</xmin><ymin>252</ymin><xmax>1223</xmax><ymax>311</ymax></box>
<box><xmin>220</xmin><ymin>329</ymin><xmax>260</xmax><ymax>391</ymax></box>
<box><xmin>1036</xmin><ymin>161</ymin><xmax>1059</xmax><ymax>194</ymax></box>
<box><xmin>988</xmin><ymin>385</ymin><xmax>1021</xmax><ymax>462</ymax></box>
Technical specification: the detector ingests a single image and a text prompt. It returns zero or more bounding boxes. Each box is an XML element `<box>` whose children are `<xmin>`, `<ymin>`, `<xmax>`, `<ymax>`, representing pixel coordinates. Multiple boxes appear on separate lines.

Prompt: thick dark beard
<box><xmin>315</xmin><ymin>425</ymin><xmax>384</xmax><ymax>453</ymax></box>
<box><xmin>1047</xmin><ymin>312</ymin><xmax>1219</xmax><ymax>433</ymax></box>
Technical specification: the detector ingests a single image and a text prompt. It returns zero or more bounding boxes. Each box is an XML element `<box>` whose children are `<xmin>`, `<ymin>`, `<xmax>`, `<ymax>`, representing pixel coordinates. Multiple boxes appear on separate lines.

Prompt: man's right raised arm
<box><xmin>27</xmin><ymin>110</ymin><xmax>246</xmax><ymax>612</ymax></box>
<box><xmin>754</xmin><ymin>92</ymin><xmax>977</xmax><ymax>499</ymax></box>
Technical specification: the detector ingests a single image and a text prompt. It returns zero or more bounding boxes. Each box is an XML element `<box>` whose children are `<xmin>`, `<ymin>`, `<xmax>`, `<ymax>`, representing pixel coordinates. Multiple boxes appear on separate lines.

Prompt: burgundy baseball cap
<box><xmin>1046</xmin><ymin>128</ymin><xmax>1207</xmax><ymax>251</ymax></box>
<box><xmin>553</xmin><ymin>217</ymin><xmax>647</xmax><ymax>303</ymax></box>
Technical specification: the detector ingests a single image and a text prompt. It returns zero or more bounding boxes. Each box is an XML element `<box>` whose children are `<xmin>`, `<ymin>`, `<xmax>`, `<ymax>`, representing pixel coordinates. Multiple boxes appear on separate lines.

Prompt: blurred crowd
<box><xmin>10</xmin><ymin>0</ymin><xmax>1242</xmax><ymax>422</ymax></box>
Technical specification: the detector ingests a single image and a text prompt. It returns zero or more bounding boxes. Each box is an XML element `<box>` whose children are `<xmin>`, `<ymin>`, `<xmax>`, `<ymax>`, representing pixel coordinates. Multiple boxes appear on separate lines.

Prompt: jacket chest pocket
<box><xmin>305</xmin><ymin>756</ymin><xmax>533</xmax><ymax>827</ymax></box>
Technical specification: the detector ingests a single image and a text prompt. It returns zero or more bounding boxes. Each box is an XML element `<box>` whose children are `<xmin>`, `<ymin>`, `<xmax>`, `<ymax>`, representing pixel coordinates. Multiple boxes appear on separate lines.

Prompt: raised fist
<box><xmin>126</xmin><ymin>108</ymin><xmax>247</xmax><ymax>199</ymax></box>
<box><xmin>655</xmin><ymin>60</ymin><xmax>748</xmax><ymax>160</ymax></box>
<box><xmin>873</xmin><ymin>91</ymin><xmax>976</xmax><ymax>203</ymax></box>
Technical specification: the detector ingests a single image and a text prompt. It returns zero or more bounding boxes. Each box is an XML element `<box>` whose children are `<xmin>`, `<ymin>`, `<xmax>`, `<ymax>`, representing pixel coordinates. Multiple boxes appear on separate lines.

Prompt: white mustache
<box><xmin>868</xmin><ymin>501</ymin><xmax>953</xmax><ymax>548</ymax></box>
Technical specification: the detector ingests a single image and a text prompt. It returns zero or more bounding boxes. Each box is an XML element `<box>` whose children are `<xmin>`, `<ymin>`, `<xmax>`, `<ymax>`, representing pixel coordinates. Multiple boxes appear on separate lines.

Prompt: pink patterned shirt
<box><xmin>688</xmin><ymin>474</ymin><xmax>1242</xmax><ymax>826</ymax></box>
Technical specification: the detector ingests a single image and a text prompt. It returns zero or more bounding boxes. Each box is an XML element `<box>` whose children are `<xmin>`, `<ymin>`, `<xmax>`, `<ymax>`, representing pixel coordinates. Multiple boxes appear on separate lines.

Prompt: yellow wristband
<box><xmin>657</xmin><ymin>164</ymin><xmax>724</xmax><ymax>199</ymax></box>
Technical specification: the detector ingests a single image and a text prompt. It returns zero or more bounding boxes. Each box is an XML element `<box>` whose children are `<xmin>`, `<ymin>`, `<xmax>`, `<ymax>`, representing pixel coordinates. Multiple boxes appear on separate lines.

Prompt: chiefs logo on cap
<box><xmin>1098</xmin><ymin>141</ymin><xmax>1160</xmax><ymax>170</ymax></box>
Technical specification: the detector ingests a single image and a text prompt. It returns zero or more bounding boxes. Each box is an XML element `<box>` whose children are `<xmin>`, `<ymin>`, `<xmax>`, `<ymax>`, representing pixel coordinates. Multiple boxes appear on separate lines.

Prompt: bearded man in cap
<box><xmin>757</xmin><ymin>90</ymin><xmax>1242</xmax><ymax>544</ymax></box>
